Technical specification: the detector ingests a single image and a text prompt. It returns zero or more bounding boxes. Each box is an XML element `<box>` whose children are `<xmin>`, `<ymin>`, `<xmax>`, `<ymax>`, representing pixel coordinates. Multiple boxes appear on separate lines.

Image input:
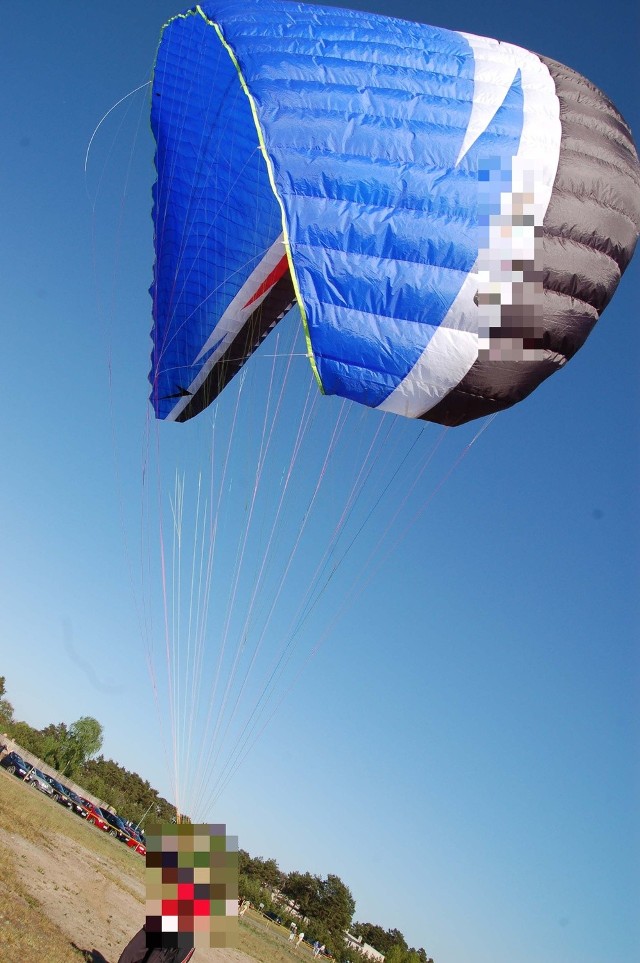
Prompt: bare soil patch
<box><xmin>0</xmin><ymin>769</ymin><xmax>270</xmax><ymax>963</ymax></box>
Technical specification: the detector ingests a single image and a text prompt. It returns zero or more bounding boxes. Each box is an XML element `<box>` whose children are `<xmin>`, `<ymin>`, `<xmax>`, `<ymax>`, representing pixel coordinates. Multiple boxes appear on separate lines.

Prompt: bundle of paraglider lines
<box><xmin>121</xmin><ymin>0</ymin><xmax>640</xmax><ymax>820</ymax></box>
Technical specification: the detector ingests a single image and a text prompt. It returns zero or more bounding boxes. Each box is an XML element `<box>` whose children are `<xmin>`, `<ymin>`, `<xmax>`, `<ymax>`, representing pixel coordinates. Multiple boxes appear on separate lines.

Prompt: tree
<box><xmin>69</xmin><ymin>716</ymin><xmax>103</xmax><ymax>762</ymax></box>
<box><xmin>79</xmin><ymin>756</ymin><xmax>177</xmax><ymax>822</ymax></box>
<box><xmin>281</xmin><ymin>871</ymin><xmax>322</xmax><ymax>918</ymax></box>
<box><xmin>239</xmin><ymin>874</ymin><xmax>268</xmax><ymax>907</ymax></box>
<box><xmin>10</xmin><ymin>720</ymin><xmax>46</xmax><ymax>757</ymax></box>
<box><xmin>352</xmin><ymin>924</ymin><xmax>394</xmax><ymax>954</ymax></box>
<box><xmin>387</xmin><ymin>930</ymin><xmax>409</xmax><ymax>952</ymax></box>
<box><xmin>316</xmin><ymin>873</ymin><xmax>355</xmax><ymax>936</ymax></box>
<box><xmin>39</xmin><ymin>722</ymin><xmax>71</xmax><ymax>770</ymax></box>
<box><xmin>0</xmin><ymin>676</ymin><xmax>14</xmax><ymax>727</ymax></box>
<box><xmin>281</xmin><ymin>870</ymin><xmax>354</xmax><ymax>955</ymax></box>
<box><xmin>238</xmin><ymin>852</ymin><xmax>283</xmax><ymax>889</ymax></box>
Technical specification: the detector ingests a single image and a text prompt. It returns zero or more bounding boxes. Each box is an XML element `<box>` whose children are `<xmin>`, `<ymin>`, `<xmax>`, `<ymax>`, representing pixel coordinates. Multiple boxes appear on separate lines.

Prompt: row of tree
<box><xmin>1</xmin><ymin>674</ymin><xmax>433</xmax><ymax>958</ymax></box>
<box><xmin>0</xmin><ymin>675</ymin><xmax>176</xmax><ymax>825</ymax></box>
<box><xmin>238</xmin><ymin>850</ymin><xmax>434</xmax><ymax>963</ymax></box>
<box><xmin>1</xmin><ymin>676</ymin><xmax>103</xmax><ymax>775</ymax></box>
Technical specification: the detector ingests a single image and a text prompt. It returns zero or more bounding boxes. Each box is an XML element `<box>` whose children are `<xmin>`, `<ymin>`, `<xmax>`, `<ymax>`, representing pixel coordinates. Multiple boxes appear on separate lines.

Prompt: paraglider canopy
<box><xmin>150</xmin><ymin>0</ymin><xmax>639</xmax><ymax>426</ymax></box>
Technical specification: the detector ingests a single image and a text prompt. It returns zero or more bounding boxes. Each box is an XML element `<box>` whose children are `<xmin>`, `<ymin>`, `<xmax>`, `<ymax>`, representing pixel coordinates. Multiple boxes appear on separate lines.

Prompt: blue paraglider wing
<box><xmin>150</xmin><ymin>1</ymin><xmax>639</xmax><ymax>425</ymax></box>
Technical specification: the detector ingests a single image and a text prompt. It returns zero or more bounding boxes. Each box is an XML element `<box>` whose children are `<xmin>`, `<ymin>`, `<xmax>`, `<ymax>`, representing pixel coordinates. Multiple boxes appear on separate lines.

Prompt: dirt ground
<box><xmin>0</xmin><ymin>821</ymin><xmax>259</xmax><ymax>963</ymax></box>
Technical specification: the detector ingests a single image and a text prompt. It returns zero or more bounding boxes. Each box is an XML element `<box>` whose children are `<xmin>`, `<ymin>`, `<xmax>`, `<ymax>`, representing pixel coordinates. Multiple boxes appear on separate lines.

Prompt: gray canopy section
<box><xmin>424</xmin><ymin>55</ymin><xmax>640</xmax><ymax>427</ymax></box>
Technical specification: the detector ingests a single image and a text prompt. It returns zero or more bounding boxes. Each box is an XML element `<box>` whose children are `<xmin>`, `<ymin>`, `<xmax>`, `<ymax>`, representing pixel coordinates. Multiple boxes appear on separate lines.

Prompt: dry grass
<box><xmin>0</xmin><ymin>769</ymin><xmax>145</xmax><ymax>880</ymax></box>
<box><xmin>239</xmin><ymin>913</ymin><xmax>316</xmax><ymax>963</ymax></box>
<box><xmin>0</xmin><ymin>834</ymin><xmax>85</xmax><ymax>962</ymax></box>
<box><xmin>0</xmin><ymin>768</ymin><xmax>313</xmax><ymax>963</ymax></box>
<box><xmin>0</xmin><ymin>771</ymin><xmax>141</xmax><ymax>962</ymax></box>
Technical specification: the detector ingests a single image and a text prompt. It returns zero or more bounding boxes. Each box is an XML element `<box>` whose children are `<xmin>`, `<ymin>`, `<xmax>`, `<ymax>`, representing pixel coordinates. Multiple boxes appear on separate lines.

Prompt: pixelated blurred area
<box><xmin>145</xmin><ymin>823</ymin><xmax>239</xmax><ymax>949</ymax></box>
<box><xmin>477</xmin><ymin>158</ymin><xmax>548</xmax><ymax>362</ymax></box>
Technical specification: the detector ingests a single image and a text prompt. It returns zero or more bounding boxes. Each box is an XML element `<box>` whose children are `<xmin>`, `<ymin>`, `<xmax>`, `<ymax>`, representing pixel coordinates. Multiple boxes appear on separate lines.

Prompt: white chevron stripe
<box><xmin>377</xmin><ymin>35</ymin><xmax>561</xmax><ymax>419</ymax></box>
<box><xmin>166</xmin><ymin>235</ymin><xmax>286</xmax><ymax>422</ymax></box>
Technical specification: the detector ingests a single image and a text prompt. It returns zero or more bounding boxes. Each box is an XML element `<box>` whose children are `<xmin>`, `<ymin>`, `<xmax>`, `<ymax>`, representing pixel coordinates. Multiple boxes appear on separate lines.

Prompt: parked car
<box><xmin>43</xmin><ymin>775</ymin><xmax>74</xmax><ymax>808</ymax></box>
<box><xmin>264</xmin><ymin>911</ymin><xmax>284</xmax><ymax>925</ymax></box>
<box><xmin>0</xmin><ymin>751</ymin><xmax>30</xmax><ymax>778</ymax></box>
<box><xmin>126</xmin><ymin>833</ymin><xmax>146</xmax><ymax>856</ymax></box>
<box><xmin>65</xmin><ymin>789</ymin><xmax>89</xmax><ymax>816</ymax></box>
<box><xmin>84</xmin><ymin>802</ymin><xmax>109</xmax><ymax>831</ymax></box>
<box><xmin>25</xmin><ymin>768</ymin><xmax>55</xmax><ymax>796</ymax></box>
<box><xmin>124</xmin><ymin>824</ymin><xmax>145</xmax><ymax>844</ymax></box>
<box><xmin>98</xmin><ymin>807</ymin><xmax>130</xmax><ymax>842</ymax></box>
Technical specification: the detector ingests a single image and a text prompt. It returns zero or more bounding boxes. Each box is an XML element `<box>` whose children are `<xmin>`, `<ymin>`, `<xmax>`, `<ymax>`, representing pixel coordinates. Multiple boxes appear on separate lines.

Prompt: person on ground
<box><xmin>117</xmin><ymin>925</ymin><xmax>195</xmax><ymax>963</ymax></box>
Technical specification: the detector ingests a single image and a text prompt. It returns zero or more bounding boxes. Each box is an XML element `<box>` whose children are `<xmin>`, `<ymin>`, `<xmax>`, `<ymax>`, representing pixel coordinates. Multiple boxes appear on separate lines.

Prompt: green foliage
<box><xmin>0</xmin><ymin>672</ymin><xmax>435</xmax><ymax>960</ymax></box>
<box><xmin>351</xmin><ymin>924</ymin><xmax>407</xmax><ymax>956</ymax></box>
<box><xmin>281</xmin><ymin>870</ymin><xmax>355</xmax><ymax>953</ymax></box>
<box><xmin>318</xmin><ymin>873</ymin><xmax>355</xmax><ymax>937</ymax></box>
<box><xmin>0</xmin><ymin>675</ymin><xmax>14</xmax><ymax>726</ymax></box>
<box><xmin>8</xmin><ymin>721</ymin><xmax>45</xmax><ymax>758</ymax></box>
<box><xmin>239</xmin><ymin>873</ymin><xmax>272</xmax><ymax>907</ymax></box>
<box><xmin>68</xmin><ymin>716</ymin><xmax>103</xmax><ymax>761</ymax></box>
<box><xmin>79</xmin><ymin>756</ymin><xmax>176</xmax><ymax>823</ymax></box>
<box><xmin>239</xmin><ymin>852</ymin><xmax>283</xmax><ymax>889</ymax></box>
<box><xmin>350</xmin><ymin>923</ymin><xmax>433</xmax><ymax>963</ymax></box>
<box><xmin>0</xmin><ymin>679</ymin><xmax>103</xmax><ymax>779</ymax></box>
<box><xmin>281</xmin><ymin>871</ymin><xmax>321</xmax><ymax>918</ymax></box>
<box><xmin>385</xmin><ymin>946</ymin><xmax>406</xmax><ymax>963</ymax></box>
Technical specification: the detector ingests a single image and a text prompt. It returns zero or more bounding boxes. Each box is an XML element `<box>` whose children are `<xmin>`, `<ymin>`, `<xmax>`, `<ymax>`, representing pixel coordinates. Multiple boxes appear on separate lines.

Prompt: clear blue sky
<box><xmin>1</xmin><ymin>2</ymin><xmax>638</xmax><ymax>962</ymax></box>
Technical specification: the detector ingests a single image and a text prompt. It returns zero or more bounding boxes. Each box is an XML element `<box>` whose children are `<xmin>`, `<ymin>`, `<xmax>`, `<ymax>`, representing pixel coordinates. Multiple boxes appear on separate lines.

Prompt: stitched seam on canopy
<box><xmin>317</xmin><ymin>353</ymin><xmax>436</xmax><ymax>379</ymax></box>
<box><xmin>261</xmin><ymin>104</ymin><xmax>551</xmax><ymax>143</ymax></box>
<box><xmin>547</xmin><ymin>192</ymin><xmax>639</xmax><ymax>229</ymax></box>
<box><xmin>249</xmin><ymin>54</ymin><xmax>558</xmax><ymax>102</ymax></box>
<box><xmin>271</xmin><ymin>141</ymin><xmax>557</xmax><ymax>173</ymax></box>
<box><xmin>227</xmin><ymin>21</ymin><xmax>474</xmax><ymax>65</ymax></box>
<box><xmin>194</xmin><ymin>3</ymin><xmax>325</xmax><ymax>394</ymax></box>
<box><xmin>556</xmin><ymin>145</ymin><xmax>640</xmax><ymax>184</ymax></box>
<box><xmin>541</xmin><ymin>281</ymin><xmax>600</xmax><ymax>310</ymax></box>
<box><xmin>280</xmin><ymin>188</ymin><xmax>475</xmax><ymax>221</ymax></box>
<box><xmin>562</xmin><ymin>112</ymin><xmax>633</xmax><ymax>147</ymax></box>
<box><xmin>544</xmin><ymin>228</ymin><xmax>628</xmax><ymax>267</ymax></box>
<box><xmin>442</xmin><ymin>370</ymin><xmax>564</xmax><ymax>404</ymax></box>
<box><xmin>295</xmin><ymin>241</ymin><xmax>473</xmax><ymax>273</ymax></box>
<box><xmin>309</xmin><ymin>294</ymin><xmax>469</xmax><ymax>324</ymax></box>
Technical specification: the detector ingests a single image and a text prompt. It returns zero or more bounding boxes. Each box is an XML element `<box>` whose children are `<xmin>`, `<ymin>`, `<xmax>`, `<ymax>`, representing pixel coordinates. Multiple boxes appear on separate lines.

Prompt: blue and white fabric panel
<box><xmin>202</xmin><ymin>1</ymin><xmax>561</xmax><ymax>415</ymax></box>
<box><xmin>150</xmin><ymin>7</ymin><xmax>282</xmax><ymax>421</ymax></box>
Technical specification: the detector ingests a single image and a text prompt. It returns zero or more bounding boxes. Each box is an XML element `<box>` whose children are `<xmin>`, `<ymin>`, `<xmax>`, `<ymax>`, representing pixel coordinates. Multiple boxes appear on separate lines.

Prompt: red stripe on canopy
<box><xmin>243</xmin><ymin>254</ymin><xmax>289</xmax><ymax>308</ymax></box>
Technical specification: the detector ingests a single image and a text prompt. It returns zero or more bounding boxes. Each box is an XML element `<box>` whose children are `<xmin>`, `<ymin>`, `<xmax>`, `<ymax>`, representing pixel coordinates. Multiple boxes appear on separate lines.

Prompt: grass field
<box><xmin>0</xmin><ymin>768</ymin><xmax>316</xmax><ymax>963</ymax></box>
<box><xmin>0</xmin><ymin>770</ymin><xmax>91</xmax><ymax>962</ymax></box>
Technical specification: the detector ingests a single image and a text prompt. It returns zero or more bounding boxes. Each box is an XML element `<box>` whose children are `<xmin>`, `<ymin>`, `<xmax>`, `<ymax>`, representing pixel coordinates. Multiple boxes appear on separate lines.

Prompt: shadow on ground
<box><xmin>72</xmin><ymin>945</ymin><xmax>111</xmax><ymax>963</ymax></box>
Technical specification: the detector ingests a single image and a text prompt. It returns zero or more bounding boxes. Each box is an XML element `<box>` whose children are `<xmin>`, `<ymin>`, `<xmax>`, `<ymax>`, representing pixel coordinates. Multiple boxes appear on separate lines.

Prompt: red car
<box><xmin>83</xmin><ymin>802</ymin><xmax>109</xmax><ymax>831</ymax></box>
<box><xmin>125</xmin><ymin>833</ymin><xmax>146</xmax><ymax>856</ymax></box>
<box><xmin>122</xmin><ymin>823</ymin><xmax>147</xmax><ymax>855</ymax></box>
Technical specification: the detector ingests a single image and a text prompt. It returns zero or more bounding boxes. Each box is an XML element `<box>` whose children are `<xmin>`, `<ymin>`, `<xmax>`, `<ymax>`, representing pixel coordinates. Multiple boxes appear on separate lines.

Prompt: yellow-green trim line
<box><xmin>195</xmin><ymin>4</ymin><xmax>324</xmax><ymax>394</ymax></box>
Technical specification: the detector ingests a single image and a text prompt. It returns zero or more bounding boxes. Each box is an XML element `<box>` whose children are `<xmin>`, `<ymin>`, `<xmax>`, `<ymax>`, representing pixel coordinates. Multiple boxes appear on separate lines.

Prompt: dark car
<box><xmin>264</xmin><ymin>911</ymin><xmax>284</xmax><ymax>925</ymax></box>
<box><xmin>127</xmin><ymin>824</ymin><xmax>144</xmax><ymax>840</ymax></box>
<box><xmin>98</xmin><ymin>807</ymin><xmax>130</xmax><ymax>842</ymax></box>
<box><xmin>65</xmin><ymin>789</ymin><xmax>88</xmax><ymax>815</ymax></box>
<box><xmin>44</xmin><ymin>775</ymin><xmax>74</xmax><ymax>808</ymax></box>
<box><xmin>0</xmin><ymin>751</ymin><xmax>30</xmax><ymax>778</ymax></box>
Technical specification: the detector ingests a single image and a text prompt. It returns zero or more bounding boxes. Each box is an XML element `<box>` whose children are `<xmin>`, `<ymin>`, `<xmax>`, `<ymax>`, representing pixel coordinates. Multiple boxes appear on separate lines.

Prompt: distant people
<box><xmin>117</xmin><ymin>925</ymin><xmax>195</xmax><ymax>962</ymax></box>
<box><xmin>296</xmin><ymin>932</ymin><xmax>305</xmax><ymax>947</ymax></box>
<box><xmin>313</xmin><ymin>941</ymin><xmax>320</xmax><ymax>956</ymax></box>
<box><xmin>319</xmin><ymin>945</ymin><xmax>325</xmax><ymax>956</ymax></box>
<box><xmin>289</xmin><ymin>923</ymin><xmax>298</xmax><ymax>941</ymax></box>
<box><xmin>239</xmin><ymin>898</ymin><xmax>250</xmax><ymax>916</ymax></box>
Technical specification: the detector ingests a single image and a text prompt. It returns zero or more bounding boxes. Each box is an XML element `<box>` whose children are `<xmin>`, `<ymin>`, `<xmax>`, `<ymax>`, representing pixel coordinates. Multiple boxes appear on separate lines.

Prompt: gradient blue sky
<box><xmin>1</xmin><ymin>2</ymin><xmax>638</xmax><ymax>962</ymax></box>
